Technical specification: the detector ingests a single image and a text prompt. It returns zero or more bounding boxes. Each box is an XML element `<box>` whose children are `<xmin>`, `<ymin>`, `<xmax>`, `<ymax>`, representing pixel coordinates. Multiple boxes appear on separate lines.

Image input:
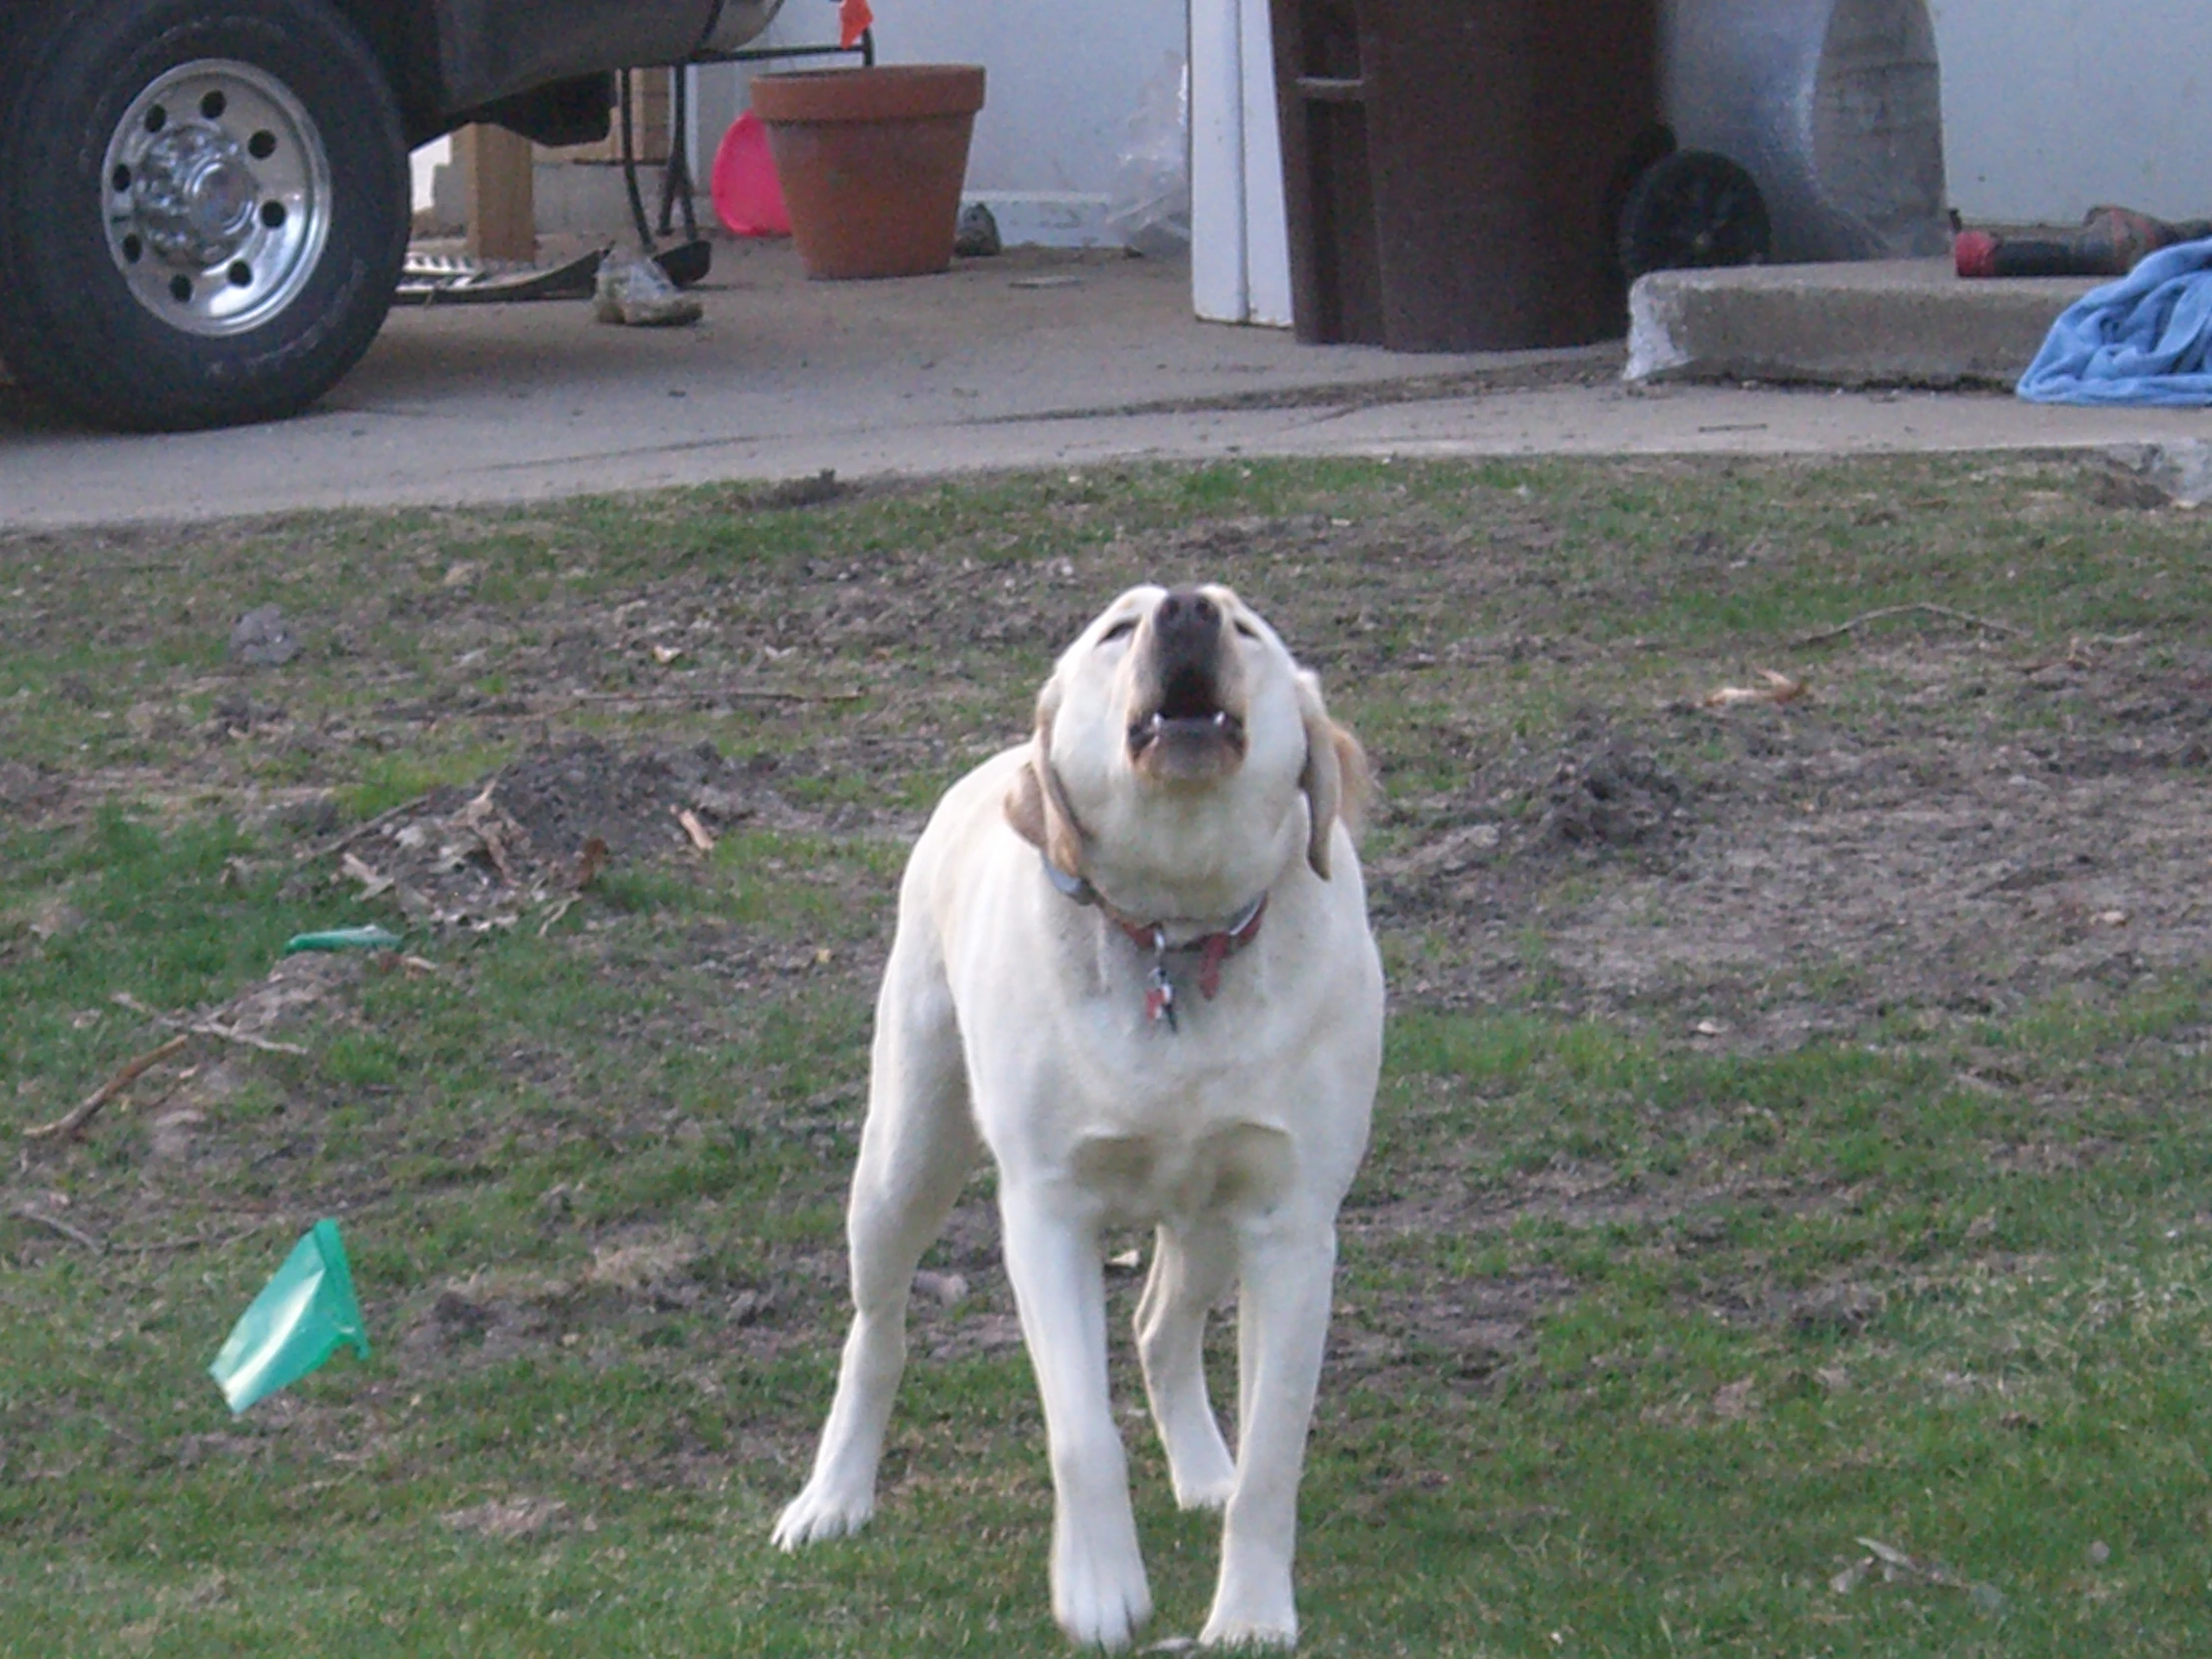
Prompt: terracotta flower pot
<box><xmin>752</xmin><ymin>65</ymin><xmax>986</xmax><ymax>279</ymax></box>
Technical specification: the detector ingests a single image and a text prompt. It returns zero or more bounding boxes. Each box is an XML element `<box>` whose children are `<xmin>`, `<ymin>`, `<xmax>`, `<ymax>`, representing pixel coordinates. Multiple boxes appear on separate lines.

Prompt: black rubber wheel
<box><xmin>1617</xmin><ymin>149</ymin><xmax>1771</xmax><ymax>281</ymax></box>
<box><xmin>0</xmin><ymin>0</ymin><xmax>407</xmax><ymax>431</ymax></box>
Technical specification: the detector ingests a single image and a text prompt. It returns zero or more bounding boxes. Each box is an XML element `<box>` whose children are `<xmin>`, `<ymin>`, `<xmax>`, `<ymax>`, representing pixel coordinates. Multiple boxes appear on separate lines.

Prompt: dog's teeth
<box><xmin>1213</xmin><ymin>712</ymin><xmax>1227</xmax><ymax>728</ymax></box>
<box><xmin>1151</xmin><ymin>713</ymin><xmax>1165</xmax><ymax>731</ymax></box>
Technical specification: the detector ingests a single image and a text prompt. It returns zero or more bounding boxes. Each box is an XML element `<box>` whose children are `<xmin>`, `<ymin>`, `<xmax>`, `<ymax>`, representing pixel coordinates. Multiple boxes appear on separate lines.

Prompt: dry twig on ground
<box><xmin>110</xmin><ymin>993</ymin><xmax>308</xmax><ymax>1056</ymax></box>
<box><xmin>12</xmin><ymin>1206</ymin><xmax>103</xmax><ymax>1252</ymax></box>
<box><xmin>292</xmin><ymin>791</ymin><xmax>436</xmax><ymax>864</ymax></box>
<box><xmin>22</xmin><ymin>1033</ymin><xmax>191</xmax><ymax>1142</ymax></box>
<box><xmin>1795</xmin><ymin>603</ymin><xmax>2022</xmax><ymax>647</ymax></box>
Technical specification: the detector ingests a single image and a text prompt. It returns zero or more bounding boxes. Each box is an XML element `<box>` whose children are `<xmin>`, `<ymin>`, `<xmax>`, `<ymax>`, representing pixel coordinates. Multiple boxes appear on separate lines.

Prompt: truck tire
<box><xmin>0</xmin><ymin>0</ymin><xmax>408</xmax><ymax>431</ymax></box>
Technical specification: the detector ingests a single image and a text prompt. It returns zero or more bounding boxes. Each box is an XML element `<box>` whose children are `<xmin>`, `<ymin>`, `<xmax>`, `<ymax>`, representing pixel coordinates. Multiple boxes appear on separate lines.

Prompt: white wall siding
<box><xmin>1932</xmin><ymin>0</ymin><xmax>2212</xmax><ymax>224</ymax></box>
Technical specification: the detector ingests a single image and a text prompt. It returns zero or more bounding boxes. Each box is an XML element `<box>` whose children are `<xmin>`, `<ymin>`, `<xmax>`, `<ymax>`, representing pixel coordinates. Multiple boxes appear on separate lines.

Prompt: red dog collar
<box><xmin>1042</xmin><ymin>853</ymin><xmax>1268</xmax><ymax>1030</ymax></box>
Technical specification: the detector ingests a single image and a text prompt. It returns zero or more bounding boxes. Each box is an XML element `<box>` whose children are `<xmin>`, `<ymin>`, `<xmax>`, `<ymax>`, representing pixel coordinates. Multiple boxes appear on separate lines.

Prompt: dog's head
<box><xmin>1006</xmin><ymin>585</ymin><xmax>1368</xmax><ymax>912</ymax></box>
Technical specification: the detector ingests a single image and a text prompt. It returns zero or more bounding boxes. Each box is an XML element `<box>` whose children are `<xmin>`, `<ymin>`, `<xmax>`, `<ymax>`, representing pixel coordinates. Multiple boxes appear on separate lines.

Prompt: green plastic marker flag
<box><xmin>208</xmin><ymin>1219</ymin><xmax>370</xmax><ymax>1413</ymax></box>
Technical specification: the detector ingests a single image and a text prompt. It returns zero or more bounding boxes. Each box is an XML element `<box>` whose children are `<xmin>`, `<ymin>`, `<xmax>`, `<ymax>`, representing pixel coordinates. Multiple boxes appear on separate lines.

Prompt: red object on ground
<box><xmin>1952</xmin><ymin>230</ymin><xmax>2000</xmax><ymax>278</ymax></box>
<box><xmin>711</xmin><ymin>112</ymin><xmax>790</xmax><ymax>238</ymax></box>
<box><xmin>1954</xmin><ymin>207</ymin><xmax>2211</xmax><ymax>279</ymax></box>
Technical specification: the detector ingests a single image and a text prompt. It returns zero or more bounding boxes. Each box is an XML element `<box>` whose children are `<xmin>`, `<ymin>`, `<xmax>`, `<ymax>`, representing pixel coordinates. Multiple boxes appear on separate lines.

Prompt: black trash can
<box><xmin>1268</xmin><ymin>0</ymin><xmax>1660</xmax><ymax>350</ymax></box>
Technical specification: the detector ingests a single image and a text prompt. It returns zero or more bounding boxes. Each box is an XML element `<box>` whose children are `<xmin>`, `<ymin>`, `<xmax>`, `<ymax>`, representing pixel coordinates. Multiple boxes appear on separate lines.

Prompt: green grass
<box><xmin>3</xmin><ymin>454</ymin><xmax>2209</xmax><ymax>1655</ymax></box>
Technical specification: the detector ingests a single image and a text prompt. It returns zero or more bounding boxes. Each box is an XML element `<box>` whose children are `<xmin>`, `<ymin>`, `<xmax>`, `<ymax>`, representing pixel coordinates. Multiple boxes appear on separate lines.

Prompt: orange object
<box><xmin>752</xmin><ymin>65</ymin><xmax>985</xmax><ymax>280</ymax></box>
<box><xmin>711</xmin><ymin>112</ymin><xmax>790</xmax><ymax>237</ymax></box>
<box><xmin>837</xmin><ymin>0</ymin><xmax>873</xmax><ymax>49</ymax></box>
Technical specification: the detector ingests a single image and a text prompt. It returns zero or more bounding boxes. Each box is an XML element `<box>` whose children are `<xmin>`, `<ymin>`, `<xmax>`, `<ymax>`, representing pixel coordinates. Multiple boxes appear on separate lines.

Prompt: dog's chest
<box><xmin>1064</xmin><ymin>1118</ymin><xmax>1297</xmax><ymax>1228</ymax></box>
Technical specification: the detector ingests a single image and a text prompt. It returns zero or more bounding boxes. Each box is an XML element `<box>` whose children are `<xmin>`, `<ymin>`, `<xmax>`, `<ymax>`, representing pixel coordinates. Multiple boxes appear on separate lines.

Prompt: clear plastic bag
<box><xmin>1105</xmin><ymin>54</ymin><xmax>1191</xmax><ymax>259</ymax></box>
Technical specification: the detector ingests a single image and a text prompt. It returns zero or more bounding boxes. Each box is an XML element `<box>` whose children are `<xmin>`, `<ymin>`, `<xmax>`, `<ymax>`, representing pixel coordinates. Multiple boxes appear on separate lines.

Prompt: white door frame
<box><xmin>1191</xmin><ymin>0</ymin><xmax>1292</xmax><ymax>326</ymax></box>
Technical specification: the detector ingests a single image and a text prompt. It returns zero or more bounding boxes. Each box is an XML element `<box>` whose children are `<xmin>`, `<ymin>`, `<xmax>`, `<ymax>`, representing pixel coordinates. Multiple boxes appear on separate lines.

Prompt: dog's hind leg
<box><xmin>1135</xmin><ymin>1218</ymin><xmax>1238</xmax><ymax>1510</ymax></box>
<box><xmin>1200</xmin><ymin>1219</ymin><xmax>1338</xmax><ymax>1649</ymax></box>
<box><xmin>772</xmin><ymin>931</ymin><xmax>977</xmax><ymax>1551</ymax></box>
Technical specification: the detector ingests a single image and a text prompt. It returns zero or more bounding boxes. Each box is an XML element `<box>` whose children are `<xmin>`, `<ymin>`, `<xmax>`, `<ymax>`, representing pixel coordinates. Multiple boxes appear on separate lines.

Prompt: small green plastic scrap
<box><xmin>281</xmin><ymin>925</ymin><xmax>402</xmax><ymax>955</ymax></box>
<box><xmin>209</xmin><ymin>1219</ymin><xmax>370</xmax><ymax>1413</ymax></box>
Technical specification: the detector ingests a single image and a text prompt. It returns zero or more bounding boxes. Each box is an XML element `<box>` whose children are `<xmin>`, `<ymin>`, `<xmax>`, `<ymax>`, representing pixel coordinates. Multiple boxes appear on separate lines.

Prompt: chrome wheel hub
<box><xmin>103</xmin><ymin>59</ymin><xmax>332</xmax><ymax>337</ymax></box>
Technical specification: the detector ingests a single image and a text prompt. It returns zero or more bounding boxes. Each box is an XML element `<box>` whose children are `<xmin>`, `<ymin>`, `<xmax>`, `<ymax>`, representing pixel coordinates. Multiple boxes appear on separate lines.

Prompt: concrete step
<box><xmin>1626</xmin><ymin>258</ymin><xmax>2099</xmax><ymax>389</ymax></box>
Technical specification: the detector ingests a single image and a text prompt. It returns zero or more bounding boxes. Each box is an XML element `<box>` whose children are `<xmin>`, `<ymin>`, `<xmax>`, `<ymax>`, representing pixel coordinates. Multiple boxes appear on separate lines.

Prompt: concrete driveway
<box><xmin>4</xmin><ymin>239</ymin><xmax>2210</xmax><ymax>530</ymax></box>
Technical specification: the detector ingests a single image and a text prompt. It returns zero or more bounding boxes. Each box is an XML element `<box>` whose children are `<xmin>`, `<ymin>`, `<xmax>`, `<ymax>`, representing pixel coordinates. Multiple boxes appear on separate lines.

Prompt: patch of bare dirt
<box><xmin>1373</xmin><ymin>642</ymin><xmax>2212</xmax><ymax>1051</ymax></box>
<box><xmin>0</xmin><ymin>759</ymin><xmax>69</xmax><ymax>823</ymax></box>
<box><xmin>315</xmin><ymin>737</ymin><xmax>831</xmax><ymax>931</ymax></box>
<box><xmin>1332</xmin><ymin>1267</ymin><xmax>1574</xmax><ymax>1390</ymax></box>
<box><xmin>440</xmin><ymin>1494</ymin><xmax>573</xmax><ymax>1540</ymax></box>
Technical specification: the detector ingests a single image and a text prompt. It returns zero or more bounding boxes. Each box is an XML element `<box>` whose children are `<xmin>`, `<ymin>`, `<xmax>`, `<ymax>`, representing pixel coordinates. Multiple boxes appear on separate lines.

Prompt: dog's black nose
<box><xmin>1154</xmin><ymin>588</ymin><xmax>1221</xmax><ymax>657</ymax></box>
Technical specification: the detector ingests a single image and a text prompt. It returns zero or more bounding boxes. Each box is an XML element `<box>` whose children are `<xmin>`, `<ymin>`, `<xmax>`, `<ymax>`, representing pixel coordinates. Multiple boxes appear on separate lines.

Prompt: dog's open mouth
<box><xmin>1128</xmin><ymin>664</ymin><xmax>1248</xmax><ymax>767</ymax></box>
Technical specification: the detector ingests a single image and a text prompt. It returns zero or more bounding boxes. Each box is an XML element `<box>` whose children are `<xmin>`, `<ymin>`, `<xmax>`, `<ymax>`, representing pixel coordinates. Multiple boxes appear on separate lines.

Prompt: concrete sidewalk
<box><xmin>3</xmin><ymin>240</ymin><xmax>2209</xmax><ymax>531</ymax></box>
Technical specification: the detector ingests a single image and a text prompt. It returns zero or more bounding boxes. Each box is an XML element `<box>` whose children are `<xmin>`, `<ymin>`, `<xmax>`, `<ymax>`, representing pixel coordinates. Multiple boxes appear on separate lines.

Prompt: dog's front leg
<box><xmin>1200</xmin><ymin>1221</ymin><xmax>1337</xmax><ymax>1649</ymax></box>
<box><xmin>773</xmin><ymin>940</ymin><xmax>977</xmax><ymax>1551</ymax></box>
<box><xmin>1000</xmin><ymin>1183</ymin><xmax>1152</xmax><ymax>1650</ymax></box>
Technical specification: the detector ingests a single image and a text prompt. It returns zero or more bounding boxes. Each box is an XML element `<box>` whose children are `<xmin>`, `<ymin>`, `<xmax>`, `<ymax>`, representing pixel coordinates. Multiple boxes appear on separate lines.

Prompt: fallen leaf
<box><xmin>651</xmin><ymin>644</ymin><xmax>685</xmax><ymax>666</ymax></box>
<box><xmin>2092</xmin><ymin>908</ymin><xmax>2129</xmax><ymax>927</ymax></box>
<box><xmin>339</xmin><ymin>850</ymin><xmax>393</xmax><ymax>899</ymax></box>
<box><xmin>573</xmin><ymin>835</ymin><xmax>610</xmax><ymax>890</ymax></box>
<box><xmin>537</xmin><ymin>836</ymin><xmax>611</xmax><ymax>936</ymax></box>
<box><xmin>676</xmin><ymin>808</ymin><xmax>716</xmax><ymax>853</ymax></box>
<box><xmin>1858</xmin><ymin>1537</ymin><xmax>1917</xmax><ymax>1569</ymax></box>
<box><xmin>1703</xmin><ymin>669</ymin><xmax>1808</xmax><ymax>709</ymax></box>
<box><xmin>456</xmin><ymin>783</ymin><xmax>521</xmax><ymax>883</ymax></box>
<box><xmin>1713</xmin><ymin>1378</ymin><xmax>1758</xmax><ymax>1419</ymax></box>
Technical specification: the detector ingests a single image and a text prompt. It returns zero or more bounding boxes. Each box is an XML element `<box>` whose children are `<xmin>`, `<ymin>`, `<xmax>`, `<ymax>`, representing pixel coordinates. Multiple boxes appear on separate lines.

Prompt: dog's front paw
<box><xmin>1198</xmin><ymin>1610</ymin><xmax>1297</xmax><ymax>1650</ymax></box>
<box><xmin>1054</xmin><ymin>1530</ymin><xmax>1152</xmax><ymax>1651</ymax></box>
<box><xmin>1200</xmin><ymin>1575</ymin><xmax>1297</xmax><ymax>1650</ymax></box>
<box><xmin>770</xmin><ymin>1478</ymin><xmax>874</xmax><ymax>1551</ymax></box>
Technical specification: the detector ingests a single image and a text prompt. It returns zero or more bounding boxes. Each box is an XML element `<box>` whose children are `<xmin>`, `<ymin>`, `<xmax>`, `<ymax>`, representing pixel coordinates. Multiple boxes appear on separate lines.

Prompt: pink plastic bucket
<box><xmin>711</xmin><ymin>111</ymin><xmax>791</xmax><ymax>238</ymax></box>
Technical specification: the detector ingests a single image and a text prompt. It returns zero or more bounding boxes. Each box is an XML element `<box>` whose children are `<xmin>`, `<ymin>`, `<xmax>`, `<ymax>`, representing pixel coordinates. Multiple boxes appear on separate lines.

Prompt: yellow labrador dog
<box><xmin>772</xmin><ymin>584</ymin><xmax>1383</xmax><ymax>1649</ymax></box>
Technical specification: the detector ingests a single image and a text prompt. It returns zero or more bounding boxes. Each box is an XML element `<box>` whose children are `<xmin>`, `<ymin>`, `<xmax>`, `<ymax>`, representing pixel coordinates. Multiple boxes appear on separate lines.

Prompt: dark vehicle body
<box><xmin>0</xmin><ymin>0</ymin><xmax>776</xmax><ymax>429</ymax></box>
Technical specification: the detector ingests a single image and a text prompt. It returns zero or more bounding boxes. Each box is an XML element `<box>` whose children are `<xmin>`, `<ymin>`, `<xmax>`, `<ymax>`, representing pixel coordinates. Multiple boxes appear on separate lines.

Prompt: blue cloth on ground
<box><xmin>2017</xmin><ymin>235</ymin><xmax>2212</xmax><ymax>405</ymax></box>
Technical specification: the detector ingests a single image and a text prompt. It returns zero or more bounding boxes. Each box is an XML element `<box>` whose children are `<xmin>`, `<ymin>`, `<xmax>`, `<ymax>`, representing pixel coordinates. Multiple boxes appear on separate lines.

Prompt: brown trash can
<box><xmin>1268</xmin><ymin>0</ymin><xmax>1659</xmax><ymax>350</ymax></box>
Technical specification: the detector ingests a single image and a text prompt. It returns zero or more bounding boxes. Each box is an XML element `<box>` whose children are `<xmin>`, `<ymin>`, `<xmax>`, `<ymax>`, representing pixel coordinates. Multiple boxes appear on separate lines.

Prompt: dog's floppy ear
<box><xmin>1297</xmin><ymin>670</ymin><xmax>1371</xmax><ymax>880</ymax></box>
<box><xmin>1003</xmin><ymin>682</ymin><xmax>1087</xmax><ymax>877</ymax></box>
